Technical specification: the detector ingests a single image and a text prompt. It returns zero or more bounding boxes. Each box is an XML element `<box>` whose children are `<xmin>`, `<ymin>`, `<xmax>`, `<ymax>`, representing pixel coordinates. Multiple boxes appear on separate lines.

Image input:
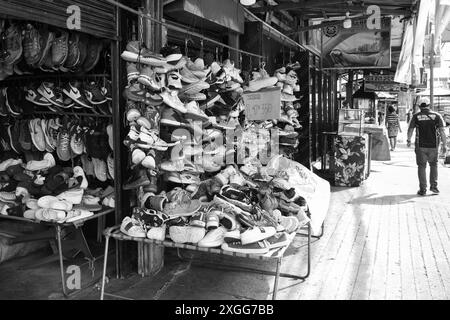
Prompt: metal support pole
<box><xmin>272</xmin><ymin>258</ymin><xmax>282</xmax><ymax>300</ymax></box>
<box><xmin>100</xmin><ymin>235</ymin><xmax>110</xmax><ymax>300</ymax></box>
<box><xmin>56</xmin><ymin>225</ymin><xmax>68</xmax><ymax>297</ymax></box>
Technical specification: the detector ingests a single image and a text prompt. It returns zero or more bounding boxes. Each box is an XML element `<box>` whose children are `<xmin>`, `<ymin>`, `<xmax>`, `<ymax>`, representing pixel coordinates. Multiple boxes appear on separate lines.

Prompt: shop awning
<box><xmin>417</xmin><ymin>87</ymin><xmax>450</xmax><ymax>96</ymax></box>
<box><xmin>164</xmin><ymin>0</ymin><xmax>245</xmax><ymax>34</ymax></box>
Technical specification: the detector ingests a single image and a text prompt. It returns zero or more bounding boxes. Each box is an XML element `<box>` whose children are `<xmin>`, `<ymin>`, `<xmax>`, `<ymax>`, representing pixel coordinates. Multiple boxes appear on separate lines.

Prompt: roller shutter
<box><xmin>0</xmin><ymin>0</ymin><xmax>117</xmax><ymax>40</ymax></box>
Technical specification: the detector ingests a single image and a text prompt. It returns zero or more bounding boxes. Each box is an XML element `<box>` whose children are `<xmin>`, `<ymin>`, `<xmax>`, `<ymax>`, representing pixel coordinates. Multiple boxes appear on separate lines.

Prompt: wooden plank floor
<box><xmin>279</xmin><ymin>134</ymin><xmax>450</xmax><ymax>300</ymax></box>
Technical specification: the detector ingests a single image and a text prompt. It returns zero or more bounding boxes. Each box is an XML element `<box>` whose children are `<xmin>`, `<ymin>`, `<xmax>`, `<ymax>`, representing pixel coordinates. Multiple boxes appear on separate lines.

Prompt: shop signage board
<box><xmin>321</xmin><ymin>17</ymin><xmax>392</xmax><ymax>70</ymax></box>
<box><xmin>243</xmin><ymin>87</ymin><xmax>281</xmax><ymax>121</ymax></box>
<box><xmin>364</xmin><ymin>74</ymin><xmax>406</xmax><ymax>92</ymax></box>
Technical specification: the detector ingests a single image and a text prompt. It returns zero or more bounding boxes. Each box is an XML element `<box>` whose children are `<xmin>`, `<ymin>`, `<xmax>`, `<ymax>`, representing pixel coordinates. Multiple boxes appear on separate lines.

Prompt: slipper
<box><xmin>39</xmin><ymin>208</ymin><xmax>66</xmax><ymax>222</ymax></box>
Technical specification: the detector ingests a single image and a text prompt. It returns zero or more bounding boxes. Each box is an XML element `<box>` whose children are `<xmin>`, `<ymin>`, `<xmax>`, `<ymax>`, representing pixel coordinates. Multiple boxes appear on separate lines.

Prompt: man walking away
<box><xmin>407</xmin><ymin>97</ymin><xmax>447</xmax><ymax>196</ymax></box>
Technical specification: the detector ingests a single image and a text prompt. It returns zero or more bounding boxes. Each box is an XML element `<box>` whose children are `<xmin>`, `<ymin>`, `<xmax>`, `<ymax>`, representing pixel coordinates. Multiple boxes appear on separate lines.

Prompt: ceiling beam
<box><xmin>250</xmin><ymin>0</ymin><xmax>415</xmax><ymax>13</ymax></box>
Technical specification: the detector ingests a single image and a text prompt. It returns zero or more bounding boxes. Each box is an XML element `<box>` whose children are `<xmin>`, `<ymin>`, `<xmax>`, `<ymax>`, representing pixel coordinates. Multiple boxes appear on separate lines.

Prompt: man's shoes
<box><xmin>430</xmin><ymin>187</ymin><xmax>440</xmax><ymax>194</ymax></box>
<box><xmin>417</xmin><ymin>189</ymin><xmax>427</xmax><ymax>196</ymax></box>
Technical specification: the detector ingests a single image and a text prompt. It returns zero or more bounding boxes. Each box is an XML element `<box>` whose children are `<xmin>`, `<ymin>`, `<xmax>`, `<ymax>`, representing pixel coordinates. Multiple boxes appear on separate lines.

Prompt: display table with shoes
<box><xmin>0</xmin><ymin>208</ymin><xmax>114</xmax><ymax>297</ymax></box>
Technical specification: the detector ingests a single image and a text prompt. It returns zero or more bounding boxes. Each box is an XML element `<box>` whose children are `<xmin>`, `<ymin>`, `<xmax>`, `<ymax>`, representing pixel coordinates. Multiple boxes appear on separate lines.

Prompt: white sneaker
<box><xmin>73</xmin><ymin>166</ymin><xmax>88</xmax><ymax>189</ymax></box>
<box><xmin>147</xmin><ymin>225</ymin><xmax>166</xmax><ymax>241</ymax></box>
<box><xmin>198</xmin><ymin>226</ymin><xmax>227</xmax><ymax>248</ymax></box>
<box><xmin>240</xmin><ymin>226</ymin><xmax>276</xmax><ymax>245</ymax></box>
<box><xmin>56</xmin><ymin>188</ymin><xmax>84</xmax><ymax>205</ymax></box>
<box><xmin>25</xmin><ymin>153</ymin><xmax>56</xmax><ymax>171</ymax></box>
<box><xmin>160</xmin><ymin>89</ymin><xmax>187</xmax><ymax>113</ymax></box>
<box><xmin>120</xmin><ymin>216</ymin><xmax>146</xmax><ymax>238</ymax></box>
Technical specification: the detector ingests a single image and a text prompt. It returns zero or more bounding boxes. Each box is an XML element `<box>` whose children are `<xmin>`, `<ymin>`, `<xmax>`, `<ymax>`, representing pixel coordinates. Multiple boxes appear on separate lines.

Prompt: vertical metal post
<box><xmin>56</xmin><ymin>226</ymin><xmax>67</xmax><ymax>297</ymax></box>
<box><xmin>430</xmin><ymin>32</ymin><xmax>435</xmax><ymax>109</ymax></box>
<box><xmin>100</xmin><ymin>235</ymin><xmax>110</xmax><ymax>300</ymax></box>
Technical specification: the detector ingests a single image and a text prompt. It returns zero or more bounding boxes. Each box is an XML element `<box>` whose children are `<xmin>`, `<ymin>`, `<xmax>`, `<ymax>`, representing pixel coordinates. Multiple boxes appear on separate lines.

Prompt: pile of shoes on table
<box><xmin>118</xmin><ymin>40</ymin><xmax>309</xmax><ymax>254</ymax></box>
<box><xmin>0</xmin><ymin>154</ymin><xmax>115</xmax><ymax>222</ymax></box>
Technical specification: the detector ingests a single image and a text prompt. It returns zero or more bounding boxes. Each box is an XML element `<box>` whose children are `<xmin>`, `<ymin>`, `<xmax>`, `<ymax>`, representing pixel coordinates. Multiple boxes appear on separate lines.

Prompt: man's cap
<box><xmin>418</xmin><ymin>97</ymin><xmax>430</xmax><ymax>107</ymax></box>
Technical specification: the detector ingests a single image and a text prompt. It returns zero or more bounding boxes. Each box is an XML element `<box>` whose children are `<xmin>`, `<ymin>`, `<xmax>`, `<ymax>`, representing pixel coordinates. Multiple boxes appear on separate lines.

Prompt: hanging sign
<box><xmin>243</xmin><ymin>87</ymin><xmax>281</xmax><ymax>121</ymax></box>
<box><xmin>321</xmin><ymin>17</ymin><xmax>392</xmax><ymax>69</ymax></box>
<box><xmin>364</xmin><ymin>75</ymin><xmax>405</xmax><ymax>92</ymax></box>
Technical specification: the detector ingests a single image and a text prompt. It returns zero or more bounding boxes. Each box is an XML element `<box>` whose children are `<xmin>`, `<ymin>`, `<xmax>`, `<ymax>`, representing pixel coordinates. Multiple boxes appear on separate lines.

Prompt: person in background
<box><xmin>385</xmin><ymin>105</ymin><xmax>401</xmax><ymax>151</ymax></box>
<box><xmin>406</xmin><ymin>108</ymin><xmax>412</xmax><ymax>123</ymax></box>
<box><xmin>377</xmin><ymin>111</ymin><xmax>383</xmax><ymax>125</ymax></box>
<box><xmin>407</xmin><ymin>97</ymin><xmax>447</xmax><ymax>196</ymax></box>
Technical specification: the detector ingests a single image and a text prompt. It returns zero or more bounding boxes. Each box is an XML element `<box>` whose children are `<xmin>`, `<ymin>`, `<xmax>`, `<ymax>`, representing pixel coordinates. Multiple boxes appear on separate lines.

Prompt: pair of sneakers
<box><xmin>417</xmin><ymin>187</ymin><xmax>439</xmax><ymax>196</ymax></box>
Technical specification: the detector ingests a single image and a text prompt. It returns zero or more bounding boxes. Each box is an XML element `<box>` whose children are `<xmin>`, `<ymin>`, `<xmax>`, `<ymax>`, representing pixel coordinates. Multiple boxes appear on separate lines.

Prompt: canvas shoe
<box><xmin>120</xmin><ymin>216</ymin><xmax>146</xmax><ymax>238</ymax></box>
<box><xmin>223</xmin><ymin>229</ymin><xmax>241</xmax><ymax>243</ymax></box>
<box><xmin>198</xmin><ymin>226</ymin><xmax>227</xmax><ymax>248</ymax></box>
<box><xmin>221</xmin><ymin>240</ymin><xmax>269</xmax><ymax>254</ymax></box>
<box><xmin>62</xmin><ymin>81</ymin><xmax>93</xmax><ymax>109</ymax></box>
<box><xmin>23</xmin><ymin>24</ymin><xmax>41</xmax><ymax>66</ymax></box>
<box><xmin>169</xmin><ymin>225</ymin><xmax>206</xmax><ymax>244</ymax></box>
<box><xmin>240</xmin><ymin>226</ymin><xmax>276</xmax><ymax>245</ymax></box>
<box><xmin>83</xmin><ymin>81</ymin><xmax>107</xmax><ymax>105</ymax></box>
<box><xmin>126</xmin><ymin>108</ymin><xmax>141</xmax><ymax>123</ymax></box>
<box><xmin>265</xmin><ymin>232</ymin><xmax>290</xmax><ymax>249</ymax></box>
